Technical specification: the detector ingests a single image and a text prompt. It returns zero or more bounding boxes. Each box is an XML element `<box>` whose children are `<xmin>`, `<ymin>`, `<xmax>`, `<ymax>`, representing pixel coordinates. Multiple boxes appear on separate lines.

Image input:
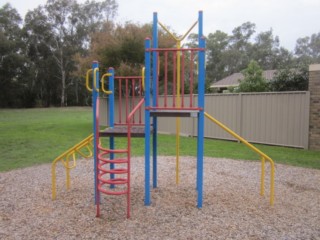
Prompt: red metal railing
<box><xmin>146</xmin><ymin>48</ymin><xmax>203</xmax><ymax>111</ymax></box>
<box><xmin>126</xmin><ymin>98</ymin><xmax>145</xmax><ymax>218</ymax></box>
<box><xmin>114</xmin><ymin>76</ymin><xmax>144</xmax><ymax>125</ymax></box>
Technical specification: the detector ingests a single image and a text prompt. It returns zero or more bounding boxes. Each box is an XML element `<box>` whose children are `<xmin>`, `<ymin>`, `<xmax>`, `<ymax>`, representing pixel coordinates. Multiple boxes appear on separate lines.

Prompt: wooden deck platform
<box><xmin>99</xmin><ymin>125</ymin><xmax>152</xmax><ymax>137</ymax></box>
<box><xmin>149</xmin><ymin>109</ymin><xmax>199</xmax><ymax>117</ymax></box>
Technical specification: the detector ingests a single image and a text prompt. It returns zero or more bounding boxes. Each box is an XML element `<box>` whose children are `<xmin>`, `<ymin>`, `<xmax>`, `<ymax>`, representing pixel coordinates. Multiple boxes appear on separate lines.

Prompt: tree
<box><xmin>269</xmin><ymin>64</ymin><xmax>308</xmax><ymax>91</ymax></box>
<box><xmin>206</xmin><ymin>30</ymin><xmax>229</xmax><ymax>82</ymax></box>
<box><xmin>251</xmin><ymin>29</ymin><xmax>280</xmax><ymax>69</ymax></box>
<box><xmin>24</xmin><ymin>0</ymin><xmax>118</xmax><ymax>106</ymax></box>
<box><xmin>272</xmin><ymin>47</ymin><xmax>294</xmax><ymax>69</ymax></box>
<box><xmin>295</xmin><ymin>32</ymin><xmax>320</xmax><ymax>64</ymax></box>
<box><xmin>238</xmin><ymin>60</ymin><xmax>269</xmax><ymax>92</ymax></box>
<box><xmin>205</xmin><ymin>22</ymin><xmax>258</xmax><ymax>85</ymax></box>
<box><xmin>226</xmin><ymin>22</ymin><xmax>256</xmax><ymax>73</ymax></box>
<box><xmin>0</xmin><ymin>4</ymin><xmax>27</xmax><ymax>107</ymax></box>
<box><xmin>88</xmin><ymin>22</ymin><xmax>176</xmax><ymax>76</ymax></box>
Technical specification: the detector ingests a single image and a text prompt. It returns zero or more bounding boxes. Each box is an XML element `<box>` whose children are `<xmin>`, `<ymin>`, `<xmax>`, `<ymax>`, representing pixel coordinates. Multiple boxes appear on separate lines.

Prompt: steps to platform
<box><xmin>96</xmin><ymin>145</ymin><xmax>130</xmax><ymax>217</ymax></box>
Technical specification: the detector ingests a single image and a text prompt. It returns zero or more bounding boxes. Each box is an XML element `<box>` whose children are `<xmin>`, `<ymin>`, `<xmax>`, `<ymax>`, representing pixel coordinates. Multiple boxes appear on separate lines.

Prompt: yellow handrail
<box><xmin>93</xmin><ymin>68</ymin><xmax>99</xmax><ymax>91</ymax></box>
<box><xmin>86</xmin><ymin>69</ymin><xmax>93</xmax><ymax>92</ymax></box>
<box><xmin>51</xmin><ymin>134</ymin><xmax>94</xmax><ymax>200</ymax></box>
<box><xmin>204</xmin><ymin>112</ymin><xmax>275</xmax><ymax>205</ymax></box>
<box><xmin>87</xmin><ymin>69</ymin><xmax>113</xmax><ymax>94</ymax></box>
<box><xmin>101</xmin><ymin>73</ymin><xmax>113</xmax><ymax>94</ymax></box>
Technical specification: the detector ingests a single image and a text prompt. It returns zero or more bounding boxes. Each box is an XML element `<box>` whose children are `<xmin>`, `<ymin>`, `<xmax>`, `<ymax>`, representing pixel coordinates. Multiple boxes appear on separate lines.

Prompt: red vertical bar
<box><xmin>119</xmin><ymin>79</ymin><xmax>122</xmax><ymax>123</ymax></box>
<box><xmin>126</xmin><ymin>78</ymin><xmax>129</xmax><ymax>122</ymax></box>
<box><xmin>127</xmin><ymin>123</ymin><xmax>131</xmax><ymax>218</ymax></box>
<box><xmin>132</xmin><ymin>79</ymin><xmax>135</xmax><ymax>124</ymax></box>
<box><xmin>190</xmin><ymin>51</ymin><xmax>194</xmax><ymax>107</ymax></box>
<box><xmin>173</xmin><ymin>52</ymin><xmax>176</xmax><ymax>107</ymax></box>
<box><xmin>139</xmin><ymin>78</ymin><xmax>142</xmax><ymax>124</ymax></box>
<box><xmin>156</xmin><ymin>52</ymin><xmax>159</xmax><ymax>107</ymax></box>
<box><xmin>164</xmin><ymin>51</ymin><xmax>168</xmax><ymax>107</ymax></box>
<box><xmin>181</xmin><ymin>51</ymin><xmax>185</xmax><ymax>108</ymax></box>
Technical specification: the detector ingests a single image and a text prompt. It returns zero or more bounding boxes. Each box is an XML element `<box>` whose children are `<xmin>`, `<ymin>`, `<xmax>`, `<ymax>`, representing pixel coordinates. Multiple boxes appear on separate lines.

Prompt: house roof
<box><xmin>210</xmin><ymin>70</ymin><xmax>277</xmax><ymax>89</ymax></box>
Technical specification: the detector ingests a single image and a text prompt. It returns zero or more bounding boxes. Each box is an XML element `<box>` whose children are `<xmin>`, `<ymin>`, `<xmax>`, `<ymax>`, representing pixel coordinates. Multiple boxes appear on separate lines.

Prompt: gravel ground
<box><xmin>0</xmin><ymin>156</ymin><xmax>319</xmax><ymax>240</ymax></box>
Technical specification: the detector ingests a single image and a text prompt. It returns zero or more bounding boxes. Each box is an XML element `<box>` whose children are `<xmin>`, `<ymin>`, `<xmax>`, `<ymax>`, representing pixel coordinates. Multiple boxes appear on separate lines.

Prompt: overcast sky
<box><xmin>1</xmin><ymin>0</ymin><xmax>319</xmax><ymax>51</ymax></box>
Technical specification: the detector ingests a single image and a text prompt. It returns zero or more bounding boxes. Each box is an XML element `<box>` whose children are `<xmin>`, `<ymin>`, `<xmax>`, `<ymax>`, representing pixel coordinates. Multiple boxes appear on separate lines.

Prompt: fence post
<box><xmin>308</xmin><ymin>64</ymin><xmax>320</xmax><ymax>150</ymax></box>
<box><xmin>237</xmin><ymin>93</ymin><xmax>243</xmax><ymax>142</ymax></box>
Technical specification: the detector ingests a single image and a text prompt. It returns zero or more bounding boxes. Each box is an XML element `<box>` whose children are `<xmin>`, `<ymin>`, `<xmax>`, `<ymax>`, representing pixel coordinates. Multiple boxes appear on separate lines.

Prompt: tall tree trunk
<box><xmin>61</xmin><ymin>69</ymin><xmax>66</xmax><ymax>106</ymax></box>
<box><xmin>75</xmin><ymin>78</ymin><xmax>79</xmax><ymax>105</ymax></box>
<box><xmin>59</xmin><ymin>46</ymin><xmax>66</xmax><ymax>107</ymax></box>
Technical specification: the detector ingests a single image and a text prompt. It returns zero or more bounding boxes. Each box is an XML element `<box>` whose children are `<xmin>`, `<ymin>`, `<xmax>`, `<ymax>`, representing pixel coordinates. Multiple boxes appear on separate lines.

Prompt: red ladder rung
<box><xmin>98</xmin><ymin>145</ymin><xmax>128</xmax><ymax>154</ymax></box>
<box><xmin>98</xmin><ymin>176</ymin><xmax>128</xmax><ymax>185</ymax></box>
<box><xmin>98</xmin><ymin>155</ymin><xmax>128</xmax><ymax>164</ymax></box>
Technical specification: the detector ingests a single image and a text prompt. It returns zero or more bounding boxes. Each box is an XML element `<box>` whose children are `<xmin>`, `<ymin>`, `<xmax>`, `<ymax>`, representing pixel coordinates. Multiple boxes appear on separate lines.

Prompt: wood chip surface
<box><xmin>0</xmin><ymin>156</ymin><xmax>319</xmax><ymax>239</ymax></box>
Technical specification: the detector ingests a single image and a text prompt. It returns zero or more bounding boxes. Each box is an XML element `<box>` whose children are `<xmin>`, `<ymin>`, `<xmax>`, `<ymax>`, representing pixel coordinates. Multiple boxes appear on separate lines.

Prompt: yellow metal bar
<box><xmin>101</xmin><ymin>73</ymin><xmax>113</xmax><ymax>94</ymax></box>
<box><xmin>86</xmin><ymin>69</ymin><xmax>93</xmax><ymax>92</ymax></box>
<box><xmin>51</xmin><ymin>134</ymin><xmax>94</xmax><ymax>200</ymax></box>
<box><xmin>66</xmin><ymin>153</ymin><xmax>71</xmax><ymax>189</ymax></box>
<box><xmin>204</xmin><ymin>112</ymin><xmax>275</xmax><ymax>205</ymax></box>
<box><xmin>180</xmin><ymin>21</ymin><xmax>198</xmax><ymax>41</ymax></box>
<box><xmin>158</xmin><ymin>21</ymin><xmax>179</xmax><ymax>42</ymax></box>
<box><xmin>260</xmin><ymin>156</ymin><xmax>265</xmax><ymax>196</ymax></box>
<box><xmin>51</xmin><ymin>163</ymin><xmax>57</xmax><ymax>200</ymax></box>
<box><xmin>52</xmin><ymin>135</ymin><xmax>93</xmax><ymax>164</ymax></box>
<box><xmin>176</xmin><ymin>117</ymin><xmax>180</xmax><ymax>184</ymax></box>
<box><xmin>93</xmin><ymin>68</ymin><xmax>99</xmax><ymax>91</ymax></box>
<box><xmin>141</xmin><ymin>67</ymin><xmax>145</xmax><ymax>91</ymax></box>
<box><xmin>270</xmin><ymin>162</ymin><xmax>275</xmax><ymax>205</ymax></box>
<box><xmin>76</xmin><ymin>145</ymin><xmax>93</xmax><ymax>158</ymax></box>
<box><xmin>158</xmin><ymin>20</ymin><xmax>198</xmax><ymax>42</ymax></box>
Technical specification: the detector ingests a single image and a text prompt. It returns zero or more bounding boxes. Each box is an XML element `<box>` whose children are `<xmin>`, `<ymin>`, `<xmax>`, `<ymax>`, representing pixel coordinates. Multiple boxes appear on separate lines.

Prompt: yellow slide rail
<box><xmin>51</xmin><ymin>134</ymin><xmax>94</xmax><ymax>200</ymax></box>
<box><xmin>204</xmin><ymin>112</ymin><xmax>275</xmax><ymax>205</ymax></box>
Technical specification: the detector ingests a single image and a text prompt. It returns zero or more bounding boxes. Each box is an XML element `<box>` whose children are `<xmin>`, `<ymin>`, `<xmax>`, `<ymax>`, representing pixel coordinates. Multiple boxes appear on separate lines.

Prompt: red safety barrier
<box><xmin>114</xmin><ymin>76</ymin><xmax>144</xmax><ymax>126</ymax></box>
<box><xmin>150</xmin><ymin>48</ymin><xmax>202</xmax><ymax>111</ymax></box>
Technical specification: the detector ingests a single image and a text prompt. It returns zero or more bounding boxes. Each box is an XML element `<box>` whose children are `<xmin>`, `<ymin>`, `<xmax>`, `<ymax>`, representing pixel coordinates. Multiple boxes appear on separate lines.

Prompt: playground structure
<box><xmin>51</xmin><ymin>11</ymin><xmax>275</xmax><ymax>219</ymax></box>
<box><xmin>51</xmin><ymin>134</ymin><xmax>94</xmax><ymax>200</ymax></box>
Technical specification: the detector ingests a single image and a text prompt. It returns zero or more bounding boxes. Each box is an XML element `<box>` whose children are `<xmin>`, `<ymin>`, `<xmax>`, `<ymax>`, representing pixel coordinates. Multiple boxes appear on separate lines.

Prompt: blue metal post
<box><xmin>198</xmin><ymin>11</ymin><xmax>203</xmax><ymax>44</ymax></box>
<box><xmin>108</xmin><ymin>68</ymin><xmax>115</xmax><ymax>188</ymax></box>
<box><xmin>152</xmin><ymin>12</ymin><xmax>158</xmax><ymax>189</ymax></box>
<box><xmin>92</xmin><ymin>61</ymin><xmax>99</xmax><ymax>204</ymax></box>
<box><xmin>197</xmin><ymin>11</ymin><xmax>205</xmax><ymax>208</ymax></box>
<box><xmin>144</xmin><ymin>38</ymin><xmax>151</xmax><ymax>205</ymax></box>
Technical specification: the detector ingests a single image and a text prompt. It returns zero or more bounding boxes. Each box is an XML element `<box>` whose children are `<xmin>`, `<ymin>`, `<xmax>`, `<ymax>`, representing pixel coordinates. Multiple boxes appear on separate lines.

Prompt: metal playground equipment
<box><xmin>51</xmin><ymin>11</ymin><xmax>275</xmax><ymax>219</ymax></box>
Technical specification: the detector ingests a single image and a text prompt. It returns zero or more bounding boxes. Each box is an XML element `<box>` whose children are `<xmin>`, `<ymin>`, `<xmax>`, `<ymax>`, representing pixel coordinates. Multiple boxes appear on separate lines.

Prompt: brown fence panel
<box><xmin>203</xmin><ymin>91</ymin><xmax>310</xmax><ymax>149</ymax></box>
<box><xmin>99</xmin><ymin>91</ymin><xmax>310</xmax><ymax>149</ymax></box>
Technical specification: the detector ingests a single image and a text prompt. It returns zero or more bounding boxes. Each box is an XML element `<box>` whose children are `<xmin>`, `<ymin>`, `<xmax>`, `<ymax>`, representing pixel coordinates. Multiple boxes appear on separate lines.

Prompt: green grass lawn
<box><xmin>0</xmin><ymin>107</ymin><xmax>319</xmax><ymax>172</ymax></box>
<box><xmin>0</xmin><ymin>107</ymin><xmax>92</xmax><ymax>171</ymax></box>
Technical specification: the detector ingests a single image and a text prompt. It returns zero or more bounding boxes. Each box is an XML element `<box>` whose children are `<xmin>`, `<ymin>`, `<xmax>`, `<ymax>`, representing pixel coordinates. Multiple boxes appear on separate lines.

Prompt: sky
<box><xmin>1</xmin><ymin>0</ymin><xmax>320</xmax><ymax>51</ymax></box>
